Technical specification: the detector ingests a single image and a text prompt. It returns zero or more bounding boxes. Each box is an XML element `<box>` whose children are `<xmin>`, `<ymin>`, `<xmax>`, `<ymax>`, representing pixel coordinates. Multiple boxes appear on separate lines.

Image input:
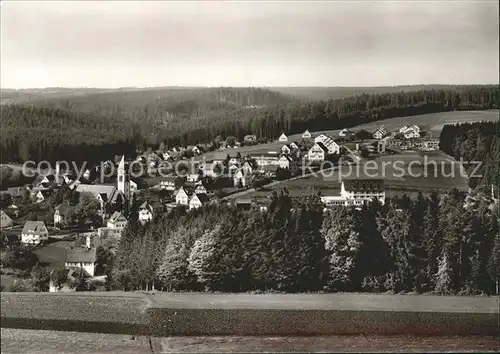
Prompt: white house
<box><xmin>159</xmin><ymin>177</ymin><xmax>176</xmax><ymax>191</ymax></box>
<box><xmin>189</xmin><ymin>193</ymin><xmax>210</xmax><ymax>210</ymax></box>
<box><xmin>321</xmin><ymin>179</ymin><xmax>385</xmax><ymax>207</ymax></box>
<box><xmin>423</xmin><ymin>139</ymin><xmax>440</xmax><ymax>150</ymax></box>
<box><xmin>373</xmin><ymin>126</ymin><xmax>389</xmax><ymax>139</ymax></box>
<box><xmin>65</xmin><ymin>247</ymin><xmax>96</xmax><ymax>277</ymax></box>
<box><xmin>314</xmin><ymin>134</ymin><xmax>329</xmax><ymax>144</ymax></box>
<box><xmin>308</xmin><ymin>142</ymin><xmax>329</xmax><ymax>162</ymax></box>
<box><xmin>339</xmin><ymin>128</ymin><xmax>352</xmax><ymax>137</ymax></box>
<box><xmin>138</xmin><ymin>202</ymin><xmax>154</xmax><ymax>223</ymax></box>
<box><xmin>175</xmin><ymin>187</ymin><xmax>190</xmax><ymax>206</ymax></box>
<box><xmin>289</xmin><ymin>142</ymin><xmax>300</xmax><ymax>150</ymax></box>
<box><xmin>234</xmin><ymin>169</ymin><xmax>252</xmax><ymax>188</ymax></box>
<box><xmin>21</xmin><ymin>221</ymin><xmax>49</xmax><ymax>245</ymax></box>
<box><xmin>325</xmin><ymin>140</ymin><xmax>340</xmax><ymax>155</ymax></box>
<box><xmin>0</xmin><ymin>210</ymin><xmax>13</xmax><ymax>229</ymax></box>
<box><xmin>302</xmin><ymin>129</ymin><xmax>312</xmax><ymax>139</ymax></box>
<box><xmin>281</xmin><ymin>144</ymin><xmax>291</xmax><ymax>155</ymax></box>
<box><xmin>186</xmin><ymin>173</ymin><xmax>199</xmax><ymax>183</ymax></box>
<box><xmin>54</xmin><ymin>204</ymin><xmax>73</xmax><ymax>228</ymax></box>
<box><xmin>195</xmin><ymin>184</ymin><xmax>207</xmax><ymax>194</ymax></box>
<box><xmin>107</xmin><ymin>211</ymin><xmax>128</xmax><ymax>235</ymax></box>
<box><xmin>278</xmin><ymin>133</ymin><xmax>288</xmax><ymax>142</ymax></box>
<box><xmin>278</xmin><ymin>155</ymin><xmax>292</xmax><ymax>169</ymax></box>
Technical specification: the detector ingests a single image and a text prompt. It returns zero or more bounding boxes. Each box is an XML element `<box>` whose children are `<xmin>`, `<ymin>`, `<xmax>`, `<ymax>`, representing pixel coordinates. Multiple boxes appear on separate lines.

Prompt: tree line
<box><xmin>439</xmin><ymin>121</ymin><xmax>500</xmax><ymax>188</ymax></box>
<box><xmin>110</xmin><ymin>190</ymin><xmax>499</xmax><ymax>295</ymax></box>
<box><xmin>1</xmin><ymin>86</ymin><xmax>498</xmax><ymax>163</ymax></box>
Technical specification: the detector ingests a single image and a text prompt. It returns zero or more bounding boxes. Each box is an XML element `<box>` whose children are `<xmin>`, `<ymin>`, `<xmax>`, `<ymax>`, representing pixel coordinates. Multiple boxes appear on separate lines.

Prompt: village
<box><xmin>0</xmin><ymin>124</ymin><xmax>441</xmax><ymax>291</ymax></box>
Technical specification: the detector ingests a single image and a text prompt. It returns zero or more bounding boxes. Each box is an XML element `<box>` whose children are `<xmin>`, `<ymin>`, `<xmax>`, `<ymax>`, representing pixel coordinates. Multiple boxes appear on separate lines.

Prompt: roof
<box><xmin>22</xmin><ymin>221</ymin><xmax>47</xmax><ymax>234</ymax></box>
<box><xmin>193</xmin><ymin>193</ymin><xmax>210</xmax><ymax>203</ymax></box>
<box><xmin>108</xmin><ymin>211</ymin><xmax>125</xmax><ymax>223</ymax></box>
<box><xmin>235</xmin><ymin>198</ymin><xmax>252</xmax><ymax>205</ymax></box>
<box><xmin>342</xmin><ymin>179</ymin><xmax>385</xmax><ymax>192</ymax></box>
<box><xmin>76</xmin><ymin>184</ymin><xmax>116</xmax><ymax>199</ymax></box>
<box><xmin>66</xmin><ymin>247</ymin><xmax>96</xmax><ymax>263</ymax></box>
<box><xmin>314</xmin><ymin>142</ymin><xmax>329</xmax><ymax>152</ymax></box>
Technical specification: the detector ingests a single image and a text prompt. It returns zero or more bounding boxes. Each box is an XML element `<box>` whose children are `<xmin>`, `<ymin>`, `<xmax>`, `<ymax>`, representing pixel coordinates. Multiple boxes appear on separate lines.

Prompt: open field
<box><xmin>2</xmin><ymin>329</ymin><xmax>499</xmax><ymax>353</ymax></box>
<box><xmin>1</xmin><ymin>292</ymin><xmax>498</xmax><ymax>338</ymax></box>
<box><xmin>247</xmin><ymin>151</ymin><xmax>468</xmax><ymax>201</ymax></box>
<box><xmin>193</xmin><ymin>110</ymin><xmax>499</xmax><ymax>162</ymax></box>
<box><xmin>287</xmin><ymin>109</ymin><xmax>499</xmax><ymax>141</ymax></box>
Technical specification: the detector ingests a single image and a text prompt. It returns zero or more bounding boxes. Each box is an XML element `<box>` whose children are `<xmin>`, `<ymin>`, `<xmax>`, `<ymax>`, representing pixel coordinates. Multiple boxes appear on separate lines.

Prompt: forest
<box><xmin>109</xmin><ymin>189</ymin><xmax>499</xmax><ymax>295</ymax></box>
<box><xmin>1</xmin><ymin>85</ymin><xmax>499</xmax><ymax>163</ymax></box>
<box><xmin>439</xmin><ymin>121</ymin><xmax>500</xmax><ymax>188</ymax></box>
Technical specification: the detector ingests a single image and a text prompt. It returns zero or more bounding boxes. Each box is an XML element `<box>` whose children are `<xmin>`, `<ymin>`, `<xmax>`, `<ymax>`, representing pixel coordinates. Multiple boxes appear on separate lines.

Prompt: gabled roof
<box><xmin>192</xmin><ymin>193</ymin><xmax>210</xmax><ymax>204</ymax></box>
<box><xmin>76</xmin><ymin>184</ymin><xmax>116</xmax><ymax>200</ymax></box>
<box><xmin>66</xmin><ymin>247</ymin><xmax>96</xmax><ymax>263</ymax></box>
<box><xmin>312</xmin><ymin>142</ymin><xmax>329</xmax><ymax>152</ymax></box>
<box><xmin>108</xmin><ymin>211</ymin><xmax>126</xmax><ymax>223</ymax></box>
<box><xmin>22</xmin><ymin>221</ymin><xmax>47</xmax><ymax>234</ymax></box>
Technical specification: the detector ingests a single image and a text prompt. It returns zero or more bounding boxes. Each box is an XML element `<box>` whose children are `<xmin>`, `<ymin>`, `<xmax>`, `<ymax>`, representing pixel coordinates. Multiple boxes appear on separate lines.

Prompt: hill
<box><xmin>273</xmin><ymin>85</ymin><xmax>499</xmax><ymax>101</ymax></box>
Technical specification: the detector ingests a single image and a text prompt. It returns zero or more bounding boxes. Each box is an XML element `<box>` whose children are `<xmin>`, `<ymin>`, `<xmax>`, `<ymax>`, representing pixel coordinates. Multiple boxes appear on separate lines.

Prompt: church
<box><xmin>75</xmin><ymin>156</ymin><xmax>132</xmax><ymax>218</ymax></box>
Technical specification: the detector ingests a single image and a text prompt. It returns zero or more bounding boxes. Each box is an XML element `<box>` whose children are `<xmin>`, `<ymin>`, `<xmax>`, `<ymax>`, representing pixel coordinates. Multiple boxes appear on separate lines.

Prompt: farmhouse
<box><xmin>65</xmin><ymin>247</ymin><xmax>96</xmax><ymax>277</ymax></box>
<box><xmin>253</xmin><ymin>152</ymin><xmax>280</xmax><ymax>168</ymax></box>
<box><xmin>400</xmin><ymin>125</ymin><xmax>420</xmax><ymax>139</ymax></box>
<box><xmin>159</xmin><ymin>176</ymin><xmax>177</xmax><ymax>191</ymax></box>
<box><xmin>321</xmin><ymin>179</ymin><xmax>386</xmax><ymax>207</ymax></box>
<box><xmin>244</xmin><ymin>135</ymin><xmax>257</xmax><ymax>144</ymax></box>
<box><xmin>373</xmin><ymin>126</ymin><xmax>389</xmax><ymax>139</ymax></box>
<box><xmin>175</xmin><ymin>187</ymin><xmax>190</xmax><ymax>206</ymax></box>
<box><xmin>308</xmin><ymin>142</ymin><xmax>329</xmax><ymax>162</ymax></box>
<box><xmin>189</xmin><ymin>193</ymin><xmax>210</xmax><ymax>210</ymax></box>
<box><xmin>281</xmin><ymin>144</ymin><xmax>292</xmax><ymax>155</ymax></box>
<box><xmin>278</xmin><ymin>155</ymin><xmax>293</xmax><ymax>169</ymax></box>
<box><xmin>107</xmin><ymin>211</ymin><xmax>127</xmax><ymax>232</ymax></box>
<box><xmin>278</xmin><ymin>133</ymin><xmax>288</xmax><ymax>142</ymax></box>
<box><xmin>423</xmin><ymin>139</ymin><xmax>440</xmax><ymax>150</ymax></box>
<box><xmin>21</xmin><ymin>221</ymin><xmax>49</xmax><ymax>245</ymax></box>
<box><xmin>302</xmin><ymin>129</ymin><xmax>312</xmax><ymax>139</ymax></box>
<box><xmin>54</xmin><ymin>204</ymin><xmax>74</xmax><ymax>228</ymax></box>
<box><xmin>339</xmin><ymin>128</ymin><xmax>352</xmax><ymax>137</ymax></box>
<box><xmin>0</xmin><ymin>210</ymin><xmax>13</xmax><ymax>229</ymax></box>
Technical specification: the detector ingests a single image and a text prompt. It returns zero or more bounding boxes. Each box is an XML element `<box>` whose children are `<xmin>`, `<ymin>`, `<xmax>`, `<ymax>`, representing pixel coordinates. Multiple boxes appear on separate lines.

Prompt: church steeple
<box><xmin>117</xmin><ymin>155</ymin><xmax>130</xmax><ymax>202</ymax></box>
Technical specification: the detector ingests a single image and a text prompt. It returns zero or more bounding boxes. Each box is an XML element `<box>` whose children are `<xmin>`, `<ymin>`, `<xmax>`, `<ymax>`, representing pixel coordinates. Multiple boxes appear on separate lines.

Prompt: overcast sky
<box><xmin>1</xmin><ymin>0</ymin><xmax>498</xmax><ymax>88</ymax></box>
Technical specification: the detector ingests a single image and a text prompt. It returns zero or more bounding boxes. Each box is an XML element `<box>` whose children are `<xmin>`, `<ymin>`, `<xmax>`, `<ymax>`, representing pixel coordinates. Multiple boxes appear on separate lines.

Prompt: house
<box><xmin>308</xmin><ymin>142</ymin><xmax>329</xmax><ymax>162</ymax></box>
<box><xmin>129</xmin><ymin>180</ymin><xmax>138</xmax><ymax>194</ymax></box>
<box><xmin>7</xmin><ymin>204</ymin><xmax>19</xmax><ymax>217</ymax></box>
<box><xmin>302</xmin><ymin>129</ymin><xmax>312</xmax><ymax>139</ymax></box>
<box><xmin>423</xmin><ymin>139</ymin><xmax>440</xmax><ymax>150</ymax></box>
<box><xmin>159</xmin><ymin>176</ymin><xmax>177</xmax><ymax>191</ymax></box>
<box><xmin>0</xmin><ymin>210</ymin><xmax>13</xmax><ymax>229</ymax></box>
<box><xmin>233</xmin><ymin>168</ymin><xmax>252</xmax><ymax>188</ymax></box>
<box><xmin>54</xmin><ymin>204</ymin><xmax>74</xmax><ymax>228</ymax></box>
<box><xmin>262</xmin><ymin>165</ymin><xmax>278</xmax><ymax>178</ymax></box>
<box><xmin>138</xmin><ymin>202</ymin><xmax>154</xmax><ymax>223</ymax></box>
<box><xmin>278</xmin><ymin>133</ymin><xmax>288</xmax><ymax>142</ymax></box>
<box><xmin>314</xmin><ymin>134</ymin><xmax>329</xmax><ymax>144</ymax></box>
<box><xmin>321</xmin><ymin>179</ymin><xmax>385</xmax><ymax>207</ymax></box>
<box><xmin>189</xmin><ymin>193</ymin><xmax>210</xmax><ymax>210</ymax></box>
<box><xmin>186</xmin><ymin>173</ymin><xmax>199</xmax><ymax>183</ymax></box>
<box><xmin>195</xmin><ymin>184</ymin><xmax>207</xmax><ymax>194</ymax></box>
<box><xmin>252</xmin><ymin>152</ymin><xmax>280</xmax><ymax>168</ymax></box>
<box><xmin>281</xmin><ymin>144</ymin><xmax>292</xmax><ymax>155</ymax></box>
<box><xmin>200</xmin><ymin>162</ymin><xmax>221</xmax><ymax>178</ymax></box>
<box><xmin>21</xmin><ymin>221</ymin><xmax>49</xmax><ymax>245</ymax></box>
<box><xmin>175</xmin><ymin>187</ymin><xmax>190</xmax><ymax>206</ymax></box>
<box><xmin>32</xmin><ymin>188</ymin><xmax>50</xmax><ymax>203</ymax></box>
<box><xmin>65</xmin><ymin>247</ymin><xmax>96</xmax><ymax>277</ymax></box>
<box><xmin>278</xmin><ymin>155</ymin><xmax>292</xmax><ymax>169</ymax></box>
<box><xmin>339</xmin><ymin>128</ymin><xmax>352</xmax><ymax>137</ymax></box>
<box><xmin>289</xmin><ymin>142</ymin><xmax>300</xmax><ymax>150</ymax></box>
<box><xmin>373</xmin><ymin>126</ymin><xmax>389</xmax><ymax>139</ymax></box>
<box><xmin>228</xmin><ymin>164</ymin><xmax>239</xmax><ymax>174</ymax></box>
<box><xmin>244</xmin><ymin>135</ymin><xmax>257</xmax><ymax>144</ymax></box>
<box><xmin>107</xmin><ymin>211</ymin><xmax>128</xmax><ymax>234</ymax></box>
<box><xmin>241</xmin><ymin>161</ymin><xmax>253</xmax><ymax>175</ymax></box>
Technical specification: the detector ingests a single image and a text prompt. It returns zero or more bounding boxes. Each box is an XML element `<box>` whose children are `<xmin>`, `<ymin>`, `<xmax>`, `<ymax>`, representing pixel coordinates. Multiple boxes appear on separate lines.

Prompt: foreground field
<box><xmin>2</xmin><ymin>329</ymin><xmax>498</xmax><ymax>353</ymax></box>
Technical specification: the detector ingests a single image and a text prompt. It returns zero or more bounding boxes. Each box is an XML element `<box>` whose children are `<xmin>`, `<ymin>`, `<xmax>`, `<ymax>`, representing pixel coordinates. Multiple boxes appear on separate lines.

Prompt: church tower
<box><xmin>117</xmin><ymin>155</ymin><xmax>130</xmax><ymax>202</ymax></box>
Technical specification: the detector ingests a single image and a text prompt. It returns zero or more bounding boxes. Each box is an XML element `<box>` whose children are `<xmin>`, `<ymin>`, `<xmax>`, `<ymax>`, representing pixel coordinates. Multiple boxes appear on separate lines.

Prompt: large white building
<box><xmin>65</xmin><ymin>246</ymin><xmax>96</xmax><ymax>277</ymax></box>
<box><xmin>321</xmin><ymin>179</ymin><xmax>385</xmax><ymax>207</ymax></box>
<box><xmin>313</xmin><ymin>134</ymin><xmax>340</xmax><ymax>154</ymax></box>
<box><xmin>373</xmin><ymin>126</ymin><xmax>389</xmax><ymax>139</ymax></box>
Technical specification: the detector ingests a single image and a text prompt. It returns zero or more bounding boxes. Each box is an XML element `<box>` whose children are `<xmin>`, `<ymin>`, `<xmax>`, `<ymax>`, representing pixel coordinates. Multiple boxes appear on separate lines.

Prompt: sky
<box><xmin>1</xmin><ymin>0</ymin><xmax>499</xmax><ymax>88</ymax></box>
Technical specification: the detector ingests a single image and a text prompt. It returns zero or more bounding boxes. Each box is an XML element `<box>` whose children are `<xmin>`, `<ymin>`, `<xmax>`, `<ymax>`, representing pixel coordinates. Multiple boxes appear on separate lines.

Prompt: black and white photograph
<box><xmin>0</xmin><ymin>0</ymin><xmax>499</xmax><ymax>352</ymax></box>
